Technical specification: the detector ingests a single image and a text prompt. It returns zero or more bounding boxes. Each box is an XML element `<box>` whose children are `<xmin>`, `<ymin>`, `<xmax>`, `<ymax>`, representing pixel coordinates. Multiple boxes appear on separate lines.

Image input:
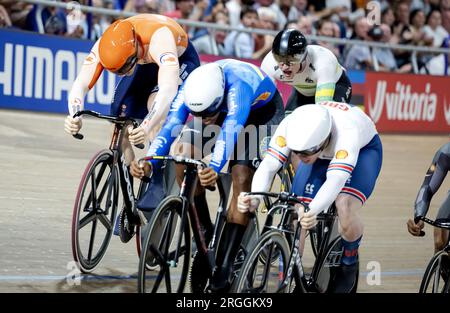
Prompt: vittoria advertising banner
<box><xmin>365</xmin><ymin>72</ymin><xmax>450</xmax><ymax>133</ymax></box>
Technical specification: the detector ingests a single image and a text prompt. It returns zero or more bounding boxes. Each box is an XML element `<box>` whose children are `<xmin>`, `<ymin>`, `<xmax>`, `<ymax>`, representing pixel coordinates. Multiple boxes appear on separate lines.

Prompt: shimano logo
<box><xmin>0</xmin><ymin>42</ymin><xmax>115</xmax><ymax>104</ymax></box>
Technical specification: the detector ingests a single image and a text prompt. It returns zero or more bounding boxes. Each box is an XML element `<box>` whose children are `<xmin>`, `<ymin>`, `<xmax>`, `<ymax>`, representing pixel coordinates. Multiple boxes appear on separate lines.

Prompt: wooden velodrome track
<box><xmin>0</xmin><ymin>108</ymin><xmax>448</xmax><ymax>293</ymax></box>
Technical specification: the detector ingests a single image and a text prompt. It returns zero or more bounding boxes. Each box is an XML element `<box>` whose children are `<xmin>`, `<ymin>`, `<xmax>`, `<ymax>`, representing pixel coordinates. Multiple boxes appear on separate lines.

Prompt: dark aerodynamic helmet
<box><xmin>272</xmin><ymin>29</ymin><xmax>308</xmax><ymax>64</ymax></box>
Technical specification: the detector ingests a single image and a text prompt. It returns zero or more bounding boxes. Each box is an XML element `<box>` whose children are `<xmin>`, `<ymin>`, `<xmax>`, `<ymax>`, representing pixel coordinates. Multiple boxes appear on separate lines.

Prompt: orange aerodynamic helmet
<box><xmin>99</xmin><ymin>20</ymin><xmax>138</xmax><ymax>75</ymax></box>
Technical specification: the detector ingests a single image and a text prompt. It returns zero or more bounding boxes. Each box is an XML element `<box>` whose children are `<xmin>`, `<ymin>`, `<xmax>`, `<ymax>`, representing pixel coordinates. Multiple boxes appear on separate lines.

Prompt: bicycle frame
<box><xmin>289</xmin><ymin>204</ymin><xmax>339</xmax><ymax>293</ymax></box>
<box><xmin>73</xmin><ymin>110</ymin><xmax>143</xmax><ymax>222</ymax></box>
<box><xmin>245</xmin><ymin>191</ymin><xmax>340</xmax><ymax>293</ymax></box>
<box><xmin>140</xmin><ymin>155</ymin><xmax>230</xmax><ymax>273</ymax></box>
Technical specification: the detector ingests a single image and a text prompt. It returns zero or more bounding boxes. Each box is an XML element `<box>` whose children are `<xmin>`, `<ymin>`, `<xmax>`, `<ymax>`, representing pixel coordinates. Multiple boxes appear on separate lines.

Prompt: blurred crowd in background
<box><xmin>1</xmin><ymin>0</ymin><xmax>449</xmax><ymax>75</ymax></box>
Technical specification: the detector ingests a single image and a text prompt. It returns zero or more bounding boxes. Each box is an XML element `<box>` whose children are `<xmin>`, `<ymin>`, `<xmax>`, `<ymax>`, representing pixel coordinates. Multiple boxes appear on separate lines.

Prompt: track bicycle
<box><xmin>232</xmin><ymin>191</ymin><xmax>355</xmax><ymax>293</ymax></box>
<box><xmin>418</xmin><ymin>216</ymin><xmax>450</xmax><ymax>293</ymax></box>
<box><xmin>71</xmin><ymin>110</ymin><xmax>148</xmax><ymax>273</ymax></box>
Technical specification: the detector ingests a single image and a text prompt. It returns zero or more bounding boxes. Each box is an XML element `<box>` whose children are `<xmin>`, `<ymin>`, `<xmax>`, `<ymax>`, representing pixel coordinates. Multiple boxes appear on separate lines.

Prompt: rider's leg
<box><xmin>211</xmin><ymin>164</ymin><xmax>254</xmax><ymax>291</ymax></box>
<box><xmin>434</xmin><ymin>228</ymin><xmax>449</xmax><ymax>252</ymax></box>
<box><xmin>332</xmin><ymin>194</ymin><xmax>364</xmax><ymax>293</ymax></box>
<box><xmin>435</xmin><ymin>193</ymin><xmax>450</xmax><ymax>252</ymax></box>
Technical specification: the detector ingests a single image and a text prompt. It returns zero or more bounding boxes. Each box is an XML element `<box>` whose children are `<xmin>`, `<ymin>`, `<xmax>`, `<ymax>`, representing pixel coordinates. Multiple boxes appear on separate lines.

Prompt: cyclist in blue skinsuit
<box><xmin>131</xmin><ymin>59</ymin><xmax>285</xmax><ymax>292</ymax></box>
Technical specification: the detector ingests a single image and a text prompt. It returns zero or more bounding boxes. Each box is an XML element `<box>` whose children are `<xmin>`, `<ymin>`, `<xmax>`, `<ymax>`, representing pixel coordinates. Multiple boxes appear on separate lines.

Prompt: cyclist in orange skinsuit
<box><xmin>64</xmin><ymin>14</ymin><xmax>200</xmax><ymax>163</ymax></box>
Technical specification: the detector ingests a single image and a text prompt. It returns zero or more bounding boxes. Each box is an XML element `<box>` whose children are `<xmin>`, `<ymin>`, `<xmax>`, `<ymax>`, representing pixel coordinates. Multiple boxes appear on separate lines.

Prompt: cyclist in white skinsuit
<box><xmin>261</xmin><ymin>29</ymin><xmax>352</xmax><ymax>114</ymax></box>
<box><xmin>238</xmin><ymin>102</ymin><xmax>383</xmax><ymax>293</ymax></box>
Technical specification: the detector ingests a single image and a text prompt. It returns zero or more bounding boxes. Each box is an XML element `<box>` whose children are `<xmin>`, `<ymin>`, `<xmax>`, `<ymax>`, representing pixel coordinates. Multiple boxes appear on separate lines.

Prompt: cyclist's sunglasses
<box><xmin>273</xmin><ymin>51</ymin><xmax>307</xmax><ymax>67</ymax></box>
<box><xmin>292</xmin><ymin>136</ymin><xmax>329</xmax><ymax>157</ymax></box>
<box><xmin>116</xmin><ymin>33</ymin><xmax>138</xmax><ymax>76</ymax></box>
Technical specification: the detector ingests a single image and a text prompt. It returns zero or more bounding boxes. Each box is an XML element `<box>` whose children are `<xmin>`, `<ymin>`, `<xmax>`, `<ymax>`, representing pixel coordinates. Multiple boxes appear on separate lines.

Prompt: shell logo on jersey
<box><xmin>252</xmin><ymin>92</ymin><xmax>271</xmax><ymax>105</ymax></box>
<box><xmin>276</xmin><ymin>136</ymin><xmax>286</xmax><ymax>148</ymax></box>
<box><xmin>159</xmin><ymin>52</ymin><xmax>178</xmax><ymax>65</ymax></box>
<box><xmin>336</xmin><ymin>150</ymin><xmax>348</xmax><ymax>159</ymax></box>
<box><xmin>83</xmin><ymin>52</ymin><xmax>97</xmax><ymax>65</ymax></box>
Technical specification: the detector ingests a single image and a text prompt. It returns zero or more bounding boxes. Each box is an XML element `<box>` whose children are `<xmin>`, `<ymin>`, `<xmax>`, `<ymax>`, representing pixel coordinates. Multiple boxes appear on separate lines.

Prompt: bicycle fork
<box><xmin>279</xmin><ymin>225</ymin><xmax>307</xmax><ymax>293</ymax></box>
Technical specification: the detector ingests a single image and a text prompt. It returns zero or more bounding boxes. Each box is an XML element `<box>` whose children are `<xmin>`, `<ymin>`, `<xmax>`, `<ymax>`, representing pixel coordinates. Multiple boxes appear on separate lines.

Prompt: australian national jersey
<box><xmin>146</xmin><ymin>59</ymin><xmax>277</xmax><ymax>173</ymax></box>
<box><xmin>252</xmin><ymin>101</ymin><xmax>378</xmax><ymax>215</ymax></box>
<box><xmin>261</xmin><ymin>45</ymin><xmax>344</xmax><ymax>102</ymax></box>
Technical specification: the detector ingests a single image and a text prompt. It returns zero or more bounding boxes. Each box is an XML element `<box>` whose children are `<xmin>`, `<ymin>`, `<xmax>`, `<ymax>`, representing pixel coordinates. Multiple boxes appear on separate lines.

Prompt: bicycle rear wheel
<box><xmin>419</xmin><ymin>250</ymin><xmax>450</xmax><ymax>293</ymax></box>
<box><xmin>232</xmin><ymin>230</ymin><xmax>291</xmax><ymax>293</ymax></box>
<box><xmin>137</xmin><ymin>196</ymin><xmax>191</xmax><ymax>293</ymax></box>
<box><xmin>71</xmin><ymin>149</ymin><xmax>119</xmax><ymax>273</ymax></box>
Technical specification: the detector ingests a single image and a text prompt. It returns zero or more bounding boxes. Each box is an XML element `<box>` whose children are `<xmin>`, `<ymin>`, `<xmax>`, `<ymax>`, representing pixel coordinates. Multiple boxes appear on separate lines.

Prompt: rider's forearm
<box><xmin>251</xmin><ymin>156</ymin><xmax>282</xmax><ymax>193</ymax></box>
<box><xmin>68</xmin><ymin>42</ymin><xmax>103</xmax><ymax>116</ymax></box>
<box><xmin>414</xmin><ymin>152</ymin><xmax>449</xmax><ymax>218</ymax></box>
<box><xmin>141</xmin><ymin>66</ymin><xmax>179</xmax><ymax>134</ymax></box>
<box><xmin>68</xmin><ymin>79</ymin><xmax>88</xmax><ymax>116</ymax></box>
<box><xmin>309</xmin><ymin>171</ymin><xmax>348</xmax><ymax>215</ymax></box>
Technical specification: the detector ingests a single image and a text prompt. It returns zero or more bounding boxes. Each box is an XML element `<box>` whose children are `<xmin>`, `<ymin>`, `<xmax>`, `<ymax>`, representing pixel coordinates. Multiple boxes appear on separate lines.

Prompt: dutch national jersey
<box><xmin>146</xmin><ymin>59</ymin><xmax>277</xmax><ymax>173</ymax></box>
<box><xmin>261</xmin><ymin>45</ymin><xmax>344</xmax><ymax>102</ymax></box>
<box><xmin>252</xmin><ymin>101</ymin><xmax>378</xmax><ymax>215</ymax></box>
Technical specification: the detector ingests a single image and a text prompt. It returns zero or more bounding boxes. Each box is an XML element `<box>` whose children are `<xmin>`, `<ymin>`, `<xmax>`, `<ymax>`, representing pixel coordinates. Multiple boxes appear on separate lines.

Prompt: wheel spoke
<box><xmin>156</xmin><ymin>210</ymin><xmax>174</xmax><ymax>257</ymax></box>
<box><xmin>97</xmin><ymin>171</ymin><xmax>113</xmax><ymax>206</ymax></box>
<box><xmin>97</xmin><ymin>212</ymin><xmax>113</xmax><ymax>231</ymax></box>
<box><xmin>152</xmin><ymin>265</ymin><xmax>166</xmax><ymax>292</ymax></box>
<box><xmin>87</xmin><ymin>218</ymin><xmax>98</xmax><ymax>262</ymax></box>
<box><xmin>165</xmin><ymin>268</ymin><xmax>172</xmax><ymax>293</ymax></box>
<box><xmin>168</xmin><ymin>245</ymin><xmax>186</xmax><ymax>260</ymax></box>
<box><xmin>260</xmin><ymin>243</ymin><xmax>275</xmax><ymax>290</ymax></box>
<box><xmin>164</xmin><ymin>210</ymin><xmax>175</xmax><ymax>258</ymax></box>
<box><xmin>78</xmin><ymin>211</ymin><xmax>96</xmax><ymax>230</ymax></box>
<box><xmin>82</xmin><ymin>161</ymin><xmax>109</xmax><ymax>212</ymax></box>
<box><xmin>90</xmin><ymin>171</ymin><xmax>97</xmax><ymax>211</ymax></box>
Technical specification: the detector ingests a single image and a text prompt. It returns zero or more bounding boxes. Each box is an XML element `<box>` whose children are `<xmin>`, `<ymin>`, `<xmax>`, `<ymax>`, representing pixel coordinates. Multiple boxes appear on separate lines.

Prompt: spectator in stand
<box><xmin>226</xmin><ymin>0</ymin><xmax>255</xmax><ymax>28</ymax></box>
<box><xmin>253</xmin><ymin>6</ymin><xmax>277</xmax><ymax>59</ymax></box>
<box><xmin>294</xmin><ymin>0</ymin><xmax>309</xmax><ymax>17</ymax></box>
<box><xmin>308</xmin><ymin>0</ymin><xmax>350</xmax><ymax>23</ymax></box>
<box><xmin>424</xmin><ymin>9</ymin><xmax>449</xmax><ymax>47</ymax></box>
<box><xmin>90</xmin><ymin>0</ymin><xmax>113</xmax><ymax>41</ymax></box>
<box><xmin>164</xmin><ymin>0</ymin><xmax>195</xmax><ymax>21</ymax></box>
<box><xmin>65</xmin><ymin>3</ymin><xmax>89</xmax><ymax>39</ymax></box>
<box><xmin>392</xmin><ymin>0</ymin><xmax>414</xmax><ymax>69</ymax></box>
<box><xmin>284</xmin><ymin>19</ymin><xmax>300</xmax><ymax>30</ymax></box>
<box><xmin>372</xmin><ymin>23</ymin><xmax>412</xmax><ymax>73</ymax></box>
<box><xmin>410</xmin><ymin>9</ymin><xmax>434</xmax><ymax>46</ymax></box>
<box><xmin>349</xmin><ymin>15</ymin><xmax>370</xmax><ymax>40</ymax></box>
<box><xmin>315</xmin><ymin>19</ymin><xmax>341</xmax><ymax>60</ymax></box>
<box><xmin>273</xmin><ymin>0</ymin><xmax>299</xmax><ymax>30</ymax></box>
<box><xmin>344</xmin><ymin>17</ymin><xmax>373</xmax><ymax>70</ymax></box>
<box><xmin>0</xmin><ymin>4</ymin><xmax>12</xmax><ymax>28</ymax></box>
<box><xmin>0</xmin><ymin>1</ymin><xmax>33</xmax><ymax>30</ymax></box>
<box><xmin>192</xmin><ymin>3</ymin><xmax>229</xmax><ymax>55</ymax></box>
<box><xmin>381</xmin><ymin>7</ymin><xmax>396</xmax><ymax>30</ymax></box>
<box><xmin>223</xmin><ymin>6</ymin><xmax>258</xmax><ymax>58</ymax></box>
<box><xmin>442</xmin><ymin>0</ymin><xmax>450</xmax><ymax>33</ymax></box>
<box><xmin>41</xmin><ymin>6</ymin><xmax>67</xmax><ymax>35</ymax></box>
<box><xmin>420</xmin><ymin>36</ymin><xmax>450</xmax><ymax>75</ymax></box>
<box><xmin>298</xmin><ymin>14</ymin><xmax>314</xmax><ymax>36</ymax></box>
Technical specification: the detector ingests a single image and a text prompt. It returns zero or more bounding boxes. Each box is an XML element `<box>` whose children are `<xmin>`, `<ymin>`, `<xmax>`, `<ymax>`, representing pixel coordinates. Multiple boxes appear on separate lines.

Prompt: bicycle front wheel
<box><xmin>419</xmin><ymin>250</ymin><xmax>450</xmax><ymax>293</ymax></box>
<box><xmin>232</xmin><ymin>230</ymin><xmax>291</xmax><ymax>293</ymax></box>
<box><xmin>138</xmin><ymin>196</ymin><xmax>191</xmax><ymax>293</ymax></box>
<box><xmin>71</xmin><ymin>149</ymin><xmax>119</xmax><ymax>273</ymax></box>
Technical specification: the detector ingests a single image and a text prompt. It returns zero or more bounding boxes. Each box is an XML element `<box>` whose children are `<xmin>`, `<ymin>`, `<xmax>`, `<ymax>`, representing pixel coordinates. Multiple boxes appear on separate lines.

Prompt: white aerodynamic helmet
<box><xmin>286</xmin><ymin>104</ymin><xmax>332</xmax><ymax>155</ymax></box>
<box><xmin>184</xmin><ymin>62</ymin><xmax>225</xmax><ymax>117</ymax></box>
